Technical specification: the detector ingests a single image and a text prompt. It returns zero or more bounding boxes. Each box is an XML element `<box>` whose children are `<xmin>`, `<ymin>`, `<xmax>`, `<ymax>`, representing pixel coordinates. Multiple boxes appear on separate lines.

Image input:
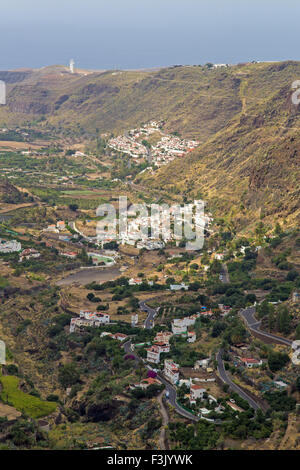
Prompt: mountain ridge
<box><xmin>0</xmin><ymin>61</ymin><xmax>300</xmax><ymax>229</ymax></box>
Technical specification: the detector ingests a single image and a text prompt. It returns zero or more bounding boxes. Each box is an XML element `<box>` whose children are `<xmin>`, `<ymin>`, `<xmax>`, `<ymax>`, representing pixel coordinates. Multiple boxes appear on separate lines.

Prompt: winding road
<box><xmin>131</xmin><ymin>299</ymin><xmax>294</xmax><ymax>417</ymax></box>
<box><xmin>240</xmin><ymin>306</ymin><xmax>292</xmax><ymax>347</ymax></box>
<box><xmin>216</xmin><ymin>349</ymin><xmax>261</xmax><ymax>411</ymax></box>
<box><xmin>216</xmin><ymin>305</ymin><xmax>293</xmax><ymax>411</ymax></box>
<box><xmin>123</xmin><ymin>335</ymin><xmax>198</xmax><ymax>422</ymax></box>
<box><xmin>139</xmin><ymin>300</ymin><xmax>160</xmax><ymax>329</ymax></box>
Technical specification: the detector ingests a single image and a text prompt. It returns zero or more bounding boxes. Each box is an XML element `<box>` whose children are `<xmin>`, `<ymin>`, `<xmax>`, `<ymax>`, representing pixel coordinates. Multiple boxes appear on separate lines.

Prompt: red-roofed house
<box><xmin>139</xmin><ymin>377</ymin><xmax>161</xmax><ymax>389</ymax></box>
<box><xmin>190</xmin><ymin>385</ymin><xmax>206</xmax><ymax>403</ymax></box>
<box><xmin>239</xmin><ymin>358</ymin><xmax>262</xmax><ymax>368</ymax></box>
<box><xmin>187</xmin><ymin>331</ymin><xmax>196</xmax><ymax>343</ymax></box>
<box><xmin>129</xmin><ymin>278</ymin><xmax>143</xmax><ymax>286</ymax></box>
<box><xmin>146</xmin><ymin>345</ymin><xmax>161</xmax><ymax>364</ymax></box>
<box><xmin>111</xmin><ymin>333</ymin><xmax>128</xmax><ymax>342</ymax></box>
<box><xmin>153</xmin><ymin>342</ymin><xmax>170</xmax><ymax>353</ymax></box>
<box><xmin>154</xmin><ymin>331</ymin><xmax>173</xmax><ymax>344</ymax></box>
<box><xmin>164</xmin><ymin>359</ymin><xmax>179</xmax><ymax>384</ymax></box>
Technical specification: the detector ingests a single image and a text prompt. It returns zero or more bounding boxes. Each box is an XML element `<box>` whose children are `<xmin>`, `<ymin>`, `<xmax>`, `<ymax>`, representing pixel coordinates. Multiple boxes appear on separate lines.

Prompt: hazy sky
<box><xmin>1</xmin><ymin>0</ymin><xmax>300</xmax><ymax>70</ymax></box>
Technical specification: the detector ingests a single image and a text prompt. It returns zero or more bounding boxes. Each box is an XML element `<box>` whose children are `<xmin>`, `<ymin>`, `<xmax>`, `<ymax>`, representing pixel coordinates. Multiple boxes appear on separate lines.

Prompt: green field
<box><xmin>62</xmin><ymin>190</ymin><xmax>98</xmax><ymax>196</ymax></box>
<box><xmin>0</xmin><ymin>375</ymin><xmax>57</xmax><ymax>419</ymax></box>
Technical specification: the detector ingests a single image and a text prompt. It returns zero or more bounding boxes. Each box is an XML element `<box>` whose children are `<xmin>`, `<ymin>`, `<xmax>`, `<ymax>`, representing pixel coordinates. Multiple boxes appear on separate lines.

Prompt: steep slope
<box><xmin>0</xmin><ymin>62</ymin><xmax>300</xmax><ymax>229</ymax></box>
<box><xmin>0</xmin><ymin>64</ymin><xmax>243</xmax><ymax>140</ymax></box>
<box><xmin>0</xmin><ymin>179</ymin><xmax>26</xmax><ymax>204</ymax></box>
<box><xmin>139</xmin><ymin>62</ymin><xmax>300</xmax><ymax>231</ymax></box>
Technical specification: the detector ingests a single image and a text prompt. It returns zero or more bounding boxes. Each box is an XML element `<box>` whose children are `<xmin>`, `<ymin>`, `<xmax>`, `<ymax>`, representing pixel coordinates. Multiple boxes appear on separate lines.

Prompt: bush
<box><xmin>264</xmin><ymin>391</ymin><xmax>296</xmax><ymax>411</ymax></box>
<box><xmin>5</xmin><ymin>364</ymin><xmax>19</xmax><ymax>375</ymax></box>
<box><xmin>268</xmin><ymin>351</ymin><xmax>290</xmax><ymax>372</ymax></box>
<box><xmin>58</xmin><ymin>363</ymin><xmax>80</xmax><ymax>389</ymax></box>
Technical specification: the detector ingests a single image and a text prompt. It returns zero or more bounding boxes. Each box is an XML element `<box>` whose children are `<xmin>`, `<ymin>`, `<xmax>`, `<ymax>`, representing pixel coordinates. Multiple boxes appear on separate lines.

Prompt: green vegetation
<box><xmin>0</xmin><ymin>375</ymin><xmax>57</xmax><ymax>419</ymax></box>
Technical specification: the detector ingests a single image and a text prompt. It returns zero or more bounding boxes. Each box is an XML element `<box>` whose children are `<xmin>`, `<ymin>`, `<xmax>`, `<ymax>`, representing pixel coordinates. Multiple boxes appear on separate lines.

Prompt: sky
<box><xmin>1</xmin><ymin>0</ymin><xmax>300</xmax><ymax>70</ymax></box>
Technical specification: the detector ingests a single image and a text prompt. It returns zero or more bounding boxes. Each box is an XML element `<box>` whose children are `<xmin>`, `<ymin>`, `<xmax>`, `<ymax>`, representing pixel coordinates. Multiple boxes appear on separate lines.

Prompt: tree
<box><xmin>211</xmin><ymin>321</ymin><xmax>226</xmax><ymax>338</ymax></box>
<box><xmin>245</xmin><ymin>293</ymin><xmax>257</xmax><ymax>304</ymax></box>
<box><xmin>58</xmin><ymin>363</ymin><xmax>80</xmax><ymax>389</ymax></box>
<box><xmin>69</xmin><ymin>203</ymin><xmax>78</xmax><ymax>212</ymax></box>
<box><xmin>274</xmin><ymin>223</ymin><xmax>282</xmax><ymax>236</ymax></box>
<box><xmin>268</xmin><ymin>310</ymin><xmax>275</xmax><ymax>331</ymax></box>
<box><xmin>276</xmin><ymin>305</ymin><xmax>291</xmax><ymax>335</ymax></box>
<box><xmin>286</xmin><ymin>270</ymin><xmax>299</xmax><ymax>282</ymax></box>
<box><xmin>258</xmin><ymin>300</ymin><xmax>274</xmax><ymax>319</ymax></box>
<box><xmin>268</xmin><ymin>351</ymin><xmax>289</xmax><ymax>372</ymax></box>
<box><xmin>189</xmin><ymin>282</ymin><xmax>201</xmax><ymax>291</ymax></box>
<box><xmin>255</xmin><ymin>222</ymin><xmax>267</xmax><ymax>242</ymax></box>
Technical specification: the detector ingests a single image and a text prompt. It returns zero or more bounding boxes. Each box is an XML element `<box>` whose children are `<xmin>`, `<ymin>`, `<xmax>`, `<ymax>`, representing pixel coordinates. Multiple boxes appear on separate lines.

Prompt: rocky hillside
<box><xmin>0</xmin><ymin>179</ymin><xmax>26</xmax><ymax>204</ymax></box>
<box><xmin>0</xmin><ymin>62</ymin><xmax>300</xmax><ymax>228</ymax></box>
<box><xmin>0</xmin><ymin>63</ymin><xmax>251</xmax><ymax>140</ymax></box>
<box><xmin>138</xmin><ymin>62</ymin><xmax>300</xmax><ymax>231</ymax></box>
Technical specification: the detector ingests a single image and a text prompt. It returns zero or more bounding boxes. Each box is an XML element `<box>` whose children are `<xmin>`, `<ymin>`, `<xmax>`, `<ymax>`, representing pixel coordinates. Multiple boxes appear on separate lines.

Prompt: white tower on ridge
<box><xmin>70</xmin><ymin>59</ymin><xmax>75</xmax><ymax>74</ymax></box>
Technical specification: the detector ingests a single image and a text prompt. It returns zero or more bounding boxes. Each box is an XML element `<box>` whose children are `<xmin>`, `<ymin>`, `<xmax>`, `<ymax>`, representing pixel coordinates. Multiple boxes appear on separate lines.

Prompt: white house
<box><xmin>164</xmin><ymin>359</ymin><xmax>179</xmax><ymax>384</ymax></box>
<box><xmin>112</xmin><ymin>333</ymin><xmax>128</xmax><ymax>342</ymax></box>
<box><xmin>239</xmin><ymin>357</ymin><xmax>262</xmax><ymax>368</ymax></box>
<box><xmin>292</xmin><ymin>340</ymin><xmax>300</xmax><ymax>351</ymax></box>
<box><xmin>0</xmin><ymin>239</ymin><xmax>21</xmax><ymax>253</ymax></box>
<box><xmin>146</xmin><ymin>345</ymin><xmax>161</xmax><ymax>364</ymax></box>
<box><xmin>172</xmin><ymin>320</ymin><xmax>187</xmax><ymax>335</ymax></box>
<box><xmin>154</xmin><ymin>342</ymin><xmax>170</xmax><ymax>353</ymax></box>
<box><xmin>59</xmin><ymin>251</ymin><xmax>77</xmax><ymax>259</ymax></box>
<box><xmin>194</xmin><ymin>358</ymin><xmax>210</xmax><ymax>370</ymax></box>
<box><xmin>19</xmin><ymin>248</ymin><xmax>41</xmax><ymax>262</ymax></box>
<box><xmin>179</xmin><ymin>379</ymin><xmax>191</xmax><ymax>388</ymax></box>
<box><xmin>57</xmin><ymin>221</ymin><xmax>66</xmax><ymax>231</ymax></box>
<box><xmin>79</xmin><ymin>310</ymin><xmax>110</xmax><ymax>324</ymax></box>
<box><xmin>190</xmin><ymin>385</ymin><xmax>206</xmax><ymax>403</ymax></box>
<box><xmin>187</xmin><ymin>331</ymin><xmax>196</xmax><ymax>343</ymax></box>
<box><xmin>154</xmin><ymin>331</ymin><xmax>173</xmax><ymax>344</ymax></box>
<box><xmin>292</xmin><ymin>292</ymin><xmax>300</xmax><ymax>303</ymax></box>
<box><xmin>100</xmin><ymin>332</ymin><xmax>113</xmax><ymax>338</ymax></box>
<box><xmin>45</xmin><ymin>225</ymin><xmax>59</xmax><ymax>233</ymax></box>
<box><xmin>170</xmin><ymin>283</ymin><xmax>189</xmax><ymax>291</ymax></box>
<box><xmin>129</xmin><ymin>278</ymin><xmax>143</xmax><ymax>286</ymax></box>
<box><xmin>171</xmin><ymin>314</ymin><xmax>200</xmax><ymax>335</ymax></box>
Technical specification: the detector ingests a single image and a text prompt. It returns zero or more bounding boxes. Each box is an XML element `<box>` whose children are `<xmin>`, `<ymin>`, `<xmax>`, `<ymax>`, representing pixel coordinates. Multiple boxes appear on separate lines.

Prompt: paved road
<box><xmin>240</xmin><ymin>306</ymin><xmax>293</xmax><ymax>347</ymax></box>
<box><xmin>216</xmin><ymin>305</ymin><xmax>293</xmax><ymax>411</ymax></box>
<box><xmin>220</xmin><ymin>264</ymin><xmax>230</xmax><ymax>284</ymax></box>
<box><xmin>123</xmin><ymin>339</ymin><xmax>198</xmax><ymax>422</ymax></box>
<box><xmin>157</xmin><ymin>374</ymin><xmax>199</xmax><ymax>421</ymax></box>
<box><xmin>139</xmin><ymin>300</ymin><xmax>159</xmax><ymax>329</ymax></box>
<box><xmin>216</xmin><ymin>349</ymin><xmax>261</xmax><ymax>411</ymax></box>
<box><xmin>157</xmin><ymin>392</ymin><xmax>169</xmax><ymax>450</ymax></box>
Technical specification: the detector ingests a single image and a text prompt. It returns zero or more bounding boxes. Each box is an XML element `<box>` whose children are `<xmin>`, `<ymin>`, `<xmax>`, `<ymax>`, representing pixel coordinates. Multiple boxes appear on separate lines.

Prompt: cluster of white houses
<box><xmin>171</xmin><ymin>309</ymin><xmax>213</xmax><ymax>337</ymax></box>
<box><xmin>145</xmin><ymin>309</ymin><xmax>215</xmax><ymax>365</ymax></box>
<box><xmin>100</xmin><ymin>331</ymin><xmax>128</xmax><ymax>342</ymax></box>
<box><xmin>19</xmin><ymin>248</ymin><xmax>41</xmax><ymax>262</ymax></box>
<box><xmin>0</xmin><ymin>239</ymin><xmax>21</xmax><ymax>253</ymax></box>
<box><xmin>0</xmin><ymin>241</ymin><xmax>43</xmax><ymax>261</ymax></box>
<box><xmin>179</xmin><ymin>379</ymin><xmax>222</xmax><ymax>414</ymax></box>
<box><xmin>107</xmin><ymin>121</ymin><xmax>199</xmax><ymax>167</ymax></box>
<box><xmin>70</xmin><ymin>310</ymin><xmax>110</xmax><ymax>333</ymax></box>
<box><xmin>44</xmin><ymin>220</ymin><xmax>67</xmax><ymax>233</ymax></box>
<box><xmin>146</xmin><ymin>330</ymin><xmax>173</xmax><ymax>364</ymax></box>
